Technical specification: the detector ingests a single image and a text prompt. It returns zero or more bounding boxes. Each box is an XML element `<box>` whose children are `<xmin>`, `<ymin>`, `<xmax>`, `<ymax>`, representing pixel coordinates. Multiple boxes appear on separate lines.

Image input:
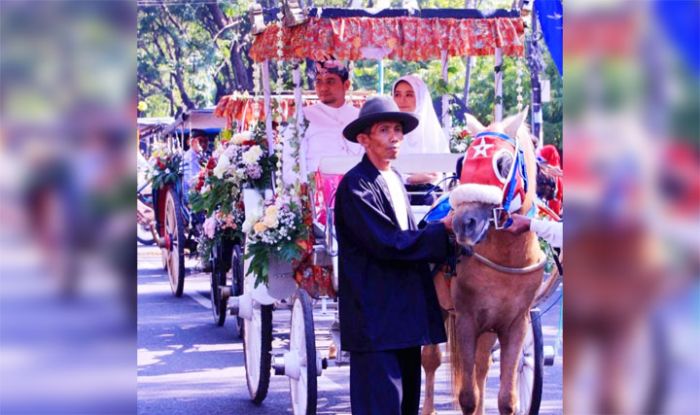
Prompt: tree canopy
<box><xmin>137</xmin><ymin>0</ymin><xmax>562</xmax><ymax>148</ymax></box>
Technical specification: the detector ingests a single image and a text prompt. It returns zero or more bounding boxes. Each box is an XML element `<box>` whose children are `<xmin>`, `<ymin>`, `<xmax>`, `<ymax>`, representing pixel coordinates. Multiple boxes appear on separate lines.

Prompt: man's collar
<box><xmin>318</xmin><ymin>100</ymin><xmax>347</xmax><ymax>111</ymax></box>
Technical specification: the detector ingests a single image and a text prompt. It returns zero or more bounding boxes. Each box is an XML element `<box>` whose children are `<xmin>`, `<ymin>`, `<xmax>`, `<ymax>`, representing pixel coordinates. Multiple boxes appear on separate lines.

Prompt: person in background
<box><xmin>392</xmin><ymin>74</ymin><xmax>451</xmax><ymax>204</ymax></box>
<box><xmin>538</xmin><ymin>144</ymin><xmax>563</xmax><ymax>216</ymax></box>
<box><xmin>506</xmin><ymin>213</ymin><xmax>562</xmax><ymax>249</ymax></box>
<box><xmin>182</xmin><ymin>129</ymin><xmax>209</xmax><ymax>197</ymax></box>
<box><xmin>282</xmin><ymin>59</ymin><xmax>363</xmax><ymax>185</ymax></box>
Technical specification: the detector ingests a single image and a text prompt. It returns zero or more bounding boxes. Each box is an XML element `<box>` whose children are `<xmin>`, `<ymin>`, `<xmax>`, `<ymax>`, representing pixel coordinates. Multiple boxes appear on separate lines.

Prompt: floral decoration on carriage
<box><xmin>188</xmin><ymin>121</ymin><xmax>278</xmax><ymax>259</ymax></box>
<box><xmin>147</xmin><ymin>141</ymin><xmax>183</xmax><ymax>190</ymax></box>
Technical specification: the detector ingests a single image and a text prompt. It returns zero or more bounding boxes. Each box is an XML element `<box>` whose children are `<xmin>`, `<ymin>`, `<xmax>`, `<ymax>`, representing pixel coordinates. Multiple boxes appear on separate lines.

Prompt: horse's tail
<box><xmin>446</xmin><ymin>312</ymin><xmax>463</xmax><ymax>406</ymax></box>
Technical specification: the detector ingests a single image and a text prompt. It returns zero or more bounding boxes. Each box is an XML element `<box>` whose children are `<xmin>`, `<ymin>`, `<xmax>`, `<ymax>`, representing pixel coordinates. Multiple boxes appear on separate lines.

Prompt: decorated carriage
<box><xmin>145</xmin><ymin>109</ymin><xmax>226</xmax><ymax>297</ymax></box>
<box><xmin>202</xmin><ymin>2</ymin><xmax>562</xmax><ymax>414</ymax></box>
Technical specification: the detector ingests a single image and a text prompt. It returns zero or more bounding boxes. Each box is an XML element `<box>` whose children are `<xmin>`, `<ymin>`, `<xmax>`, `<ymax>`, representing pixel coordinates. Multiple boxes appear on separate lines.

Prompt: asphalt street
<box><xmin>137</xmin><ymin>245</ymin><xmax>563</xmax><ymax>414</ymax></box>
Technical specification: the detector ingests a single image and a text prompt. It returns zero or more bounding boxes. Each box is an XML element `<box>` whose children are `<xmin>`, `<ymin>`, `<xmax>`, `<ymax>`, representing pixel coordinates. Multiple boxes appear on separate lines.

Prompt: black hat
<box><xmin>190</xmin><ymin>129</ymin><xmax>208</xmax><ymax>140</ymax></box>
<box><xmin>342</xmin><ymin>97</ymin><xmax>419</xmax><ymax>143</ymax></box>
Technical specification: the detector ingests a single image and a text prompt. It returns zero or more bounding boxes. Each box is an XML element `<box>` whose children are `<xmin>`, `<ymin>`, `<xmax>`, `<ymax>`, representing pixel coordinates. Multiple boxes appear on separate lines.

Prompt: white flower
<box><xmin>242</xmin><ymin>145</ymin><xmax>263</xmax><ymax>165</ymax></box>
<box><xmin>213</xmin><ymin>154</ymin><xmax>231</xmax><ymax>178</ymax></box>
<box><xmin>203</xmin><ymin>216</ymin><xmax>217</xmax><ymax>239</ymax></box>
<box><xmin>201</xmin><ymin>184</ymin><xmax>210</xmax><ymax>194</ymax></box>
<box><xmin>224</xmin><ymin>144</ymin><xmax>238</xmax><ymax>158</ymax></box>
<box><xmin>265</xmin><ymin>205</ymin><xmax>278</xmax><ymax>218</ymax></box>
<box><xmin>262</xmin><ymin>215</ymin><xmax>278</xmax><ymax>229</ymax></box>
<box><xmin>232</xmin><ymin>131</ymin><xmax>252</xmax><ymax>145</ymax></box>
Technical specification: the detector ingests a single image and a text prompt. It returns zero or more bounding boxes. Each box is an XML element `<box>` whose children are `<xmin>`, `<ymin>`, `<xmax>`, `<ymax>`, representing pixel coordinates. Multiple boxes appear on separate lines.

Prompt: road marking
<box><xmin>186</xmin><ymin>289</ymin><xmax>212</xmax><ymax>309</ymax></box>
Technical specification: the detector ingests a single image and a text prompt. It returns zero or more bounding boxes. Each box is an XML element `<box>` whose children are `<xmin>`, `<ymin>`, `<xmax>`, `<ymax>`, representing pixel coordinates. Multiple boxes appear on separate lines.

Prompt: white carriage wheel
<box><xmin>243</xmin><ymin>301</ymin><xmax>272</xmax><ymax>404</ymax></box>
<box><xmin>516</xmin><ymin>309</ymin><xmax>544</xmax><ymax>415</ymax></box>
<box><xmin>289</xmin><ymin>289</ymin><xmax>318</xmax><ymax>415</ymax></box>
<box><xmin>164</xmin><ymin>188</ymin><xmax>185</xmax><ymax>297</ymax></box>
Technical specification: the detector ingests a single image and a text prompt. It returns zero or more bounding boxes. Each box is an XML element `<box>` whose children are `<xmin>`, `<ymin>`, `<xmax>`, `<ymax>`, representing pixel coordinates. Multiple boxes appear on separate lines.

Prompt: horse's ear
<box><xmin>503</xmin><ymin>109</ymin><xmax>529</xmax><ymax>139</ymax></box>
<box><xmin>464</xmin><ymin>113</ymin><xmax>485</xmax><ymax>135</ymax></box>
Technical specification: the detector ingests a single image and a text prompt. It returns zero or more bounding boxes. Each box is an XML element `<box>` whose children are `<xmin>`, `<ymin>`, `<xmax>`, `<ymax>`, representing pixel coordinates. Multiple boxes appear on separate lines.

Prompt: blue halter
<box><xmin>473</xmin><ymin>131</ymin><xmax>529</xmax><ymax>211</ymax></box>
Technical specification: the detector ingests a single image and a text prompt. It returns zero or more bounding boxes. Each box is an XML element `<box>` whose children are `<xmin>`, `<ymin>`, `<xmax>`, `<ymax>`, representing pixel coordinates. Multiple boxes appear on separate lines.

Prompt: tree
<box><xmin>137</xmin><ymin>0</ymin><xmax>562</xmax><ymax>152</ymax></box>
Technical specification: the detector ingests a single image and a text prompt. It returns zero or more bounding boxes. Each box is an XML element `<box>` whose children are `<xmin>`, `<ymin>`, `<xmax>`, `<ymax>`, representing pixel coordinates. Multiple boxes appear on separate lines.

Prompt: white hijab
<box><xmin>392</xmin><ymin>75</ymin><xmax>450</xmax><ymax>154</ymax></box>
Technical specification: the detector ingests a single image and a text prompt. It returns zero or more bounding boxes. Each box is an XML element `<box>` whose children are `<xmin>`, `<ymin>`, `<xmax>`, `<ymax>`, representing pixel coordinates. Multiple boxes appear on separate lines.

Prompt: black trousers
<box><xmin>350</xmin><ymin>347</ymin><xmax>422</xmax><ymax>415</ymax></box>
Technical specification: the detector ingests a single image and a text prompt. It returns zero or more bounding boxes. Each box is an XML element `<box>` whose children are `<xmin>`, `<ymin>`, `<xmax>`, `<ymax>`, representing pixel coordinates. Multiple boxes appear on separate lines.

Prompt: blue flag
<box><xmin>535</xmin><ymin>0</ymin><xmax>563</xmax><ymax>76</ymax></box>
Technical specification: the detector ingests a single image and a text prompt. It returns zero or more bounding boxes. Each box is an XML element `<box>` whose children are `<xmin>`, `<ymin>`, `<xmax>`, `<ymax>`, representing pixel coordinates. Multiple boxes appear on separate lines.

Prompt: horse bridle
<box><xmin>454</xmin><ymin>131</ymin><xmax>546</xmax><ymax>274</ymax></box>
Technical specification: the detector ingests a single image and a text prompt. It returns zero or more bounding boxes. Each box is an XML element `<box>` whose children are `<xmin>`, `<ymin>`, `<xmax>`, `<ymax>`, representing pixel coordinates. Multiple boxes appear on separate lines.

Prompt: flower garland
<box><xmin>252</xmin><ymin>62</ymin><xmax>261</xmax><ymax>96</ymax></box>
<box><xmin>242</xmin><ymin>8</ymin><xmax>313</xmax><ymax>287</ymax></box>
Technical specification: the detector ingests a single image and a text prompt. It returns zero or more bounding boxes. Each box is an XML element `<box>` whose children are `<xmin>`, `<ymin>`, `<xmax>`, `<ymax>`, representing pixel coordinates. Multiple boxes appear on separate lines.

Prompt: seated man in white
<box><xmin>282</xmin><ymin>60</ymin><xmax>363</xmax><ymax>186</ymax></box>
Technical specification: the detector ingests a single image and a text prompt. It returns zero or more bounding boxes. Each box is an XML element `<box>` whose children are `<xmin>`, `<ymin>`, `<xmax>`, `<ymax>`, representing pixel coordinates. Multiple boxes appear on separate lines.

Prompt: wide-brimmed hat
<box><xmin>342</xmin><ymin>97</ymin><xmax>419</xmax><ymax>143</ymax></box>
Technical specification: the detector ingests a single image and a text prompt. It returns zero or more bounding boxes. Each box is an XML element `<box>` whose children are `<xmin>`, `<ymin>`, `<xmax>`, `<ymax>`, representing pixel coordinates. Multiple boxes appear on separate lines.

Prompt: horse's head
<box><xmin>450</xmin><ymin>110</ymin><xmax>537</xmax><ymax>250</ymax></box>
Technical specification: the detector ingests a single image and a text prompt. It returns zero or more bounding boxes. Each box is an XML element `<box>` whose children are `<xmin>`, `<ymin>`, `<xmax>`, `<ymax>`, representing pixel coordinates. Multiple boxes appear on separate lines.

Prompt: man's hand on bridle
<box><xmin>504</xmin><ymin>213</ymin><xmax>530</xmax><ymax>235</ymax></box>
<box><xmin>442</xmin><ymin>210</ymin><xmax>454</xmax><ymax>233</ymax></box>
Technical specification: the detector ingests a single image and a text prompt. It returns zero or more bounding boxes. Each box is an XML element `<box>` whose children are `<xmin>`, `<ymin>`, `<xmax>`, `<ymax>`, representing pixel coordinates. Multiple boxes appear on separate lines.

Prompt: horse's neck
<box><xmin>475</xmin><ymin>229</ymin><xmax>542</xmax><ymax>268</ymax></box>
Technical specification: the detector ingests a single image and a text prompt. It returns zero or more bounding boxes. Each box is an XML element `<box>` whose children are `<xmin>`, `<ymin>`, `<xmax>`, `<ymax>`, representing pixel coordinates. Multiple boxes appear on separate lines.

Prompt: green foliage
<box><xmin>353</xmin><ymin>52</ymin><xmax>562</xmax><ymax>152</ymax></box>
<box><xmin>138</xmin><ymin>1</ymin><xmax>562</xmax><ymax>150</ymax></box>
<box><xmin>150</xmin><ymin>154</ymin><xmax>182</xmax><ymax>190</ymax></box>
<box><xmin>188</xmin><ymin>174</ymin><xmax>238</xmax><ymax>217</ymax></box>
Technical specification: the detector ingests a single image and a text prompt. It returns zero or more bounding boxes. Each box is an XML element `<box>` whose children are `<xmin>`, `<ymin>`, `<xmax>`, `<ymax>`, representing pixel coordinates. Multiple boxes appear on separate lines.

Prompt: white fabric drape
<box><xmin>391</xmin><ymin>75</ymin><xmax>450</xmax><ymax>154</ymax></box>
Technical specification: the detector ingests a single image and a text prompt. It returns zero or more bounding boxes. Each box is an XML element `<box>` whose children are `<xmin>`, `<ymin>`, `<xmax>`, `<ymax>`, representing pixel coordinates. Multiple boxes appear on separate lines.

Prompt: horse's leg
<box><xmin>421</xmin><ymin>344</ymin><xmax>442</xmax><ymax>415</ymax></box>
<box><xmin>563</xmin><ymin>326</ymin><xmax>583</xmax><ymax>414</ymax></box>
<box><xmin>497</xmin><ymin>315</ymin><xmax>529</xmax><ymax>415</ymax></box>
<box><xmin>454</xmin><ymin>315</ymin><xmax>478</xmax><ymax>415</ymax></box>
<box><xmin>596</xmin><ymin>325</ymin><xmax>633</xmax><ymax>414</ymax></box>
<box><xmin>475</xmin><ymin>332</ymin><xmax>497</xmax><ymax>415</ymax></box>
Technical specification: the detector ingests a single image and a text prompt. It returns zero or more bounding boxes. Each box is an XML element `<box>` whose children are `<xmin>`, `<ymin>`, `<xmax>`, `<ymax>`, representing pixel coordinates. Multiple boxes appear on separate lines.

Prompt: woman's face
<box><xmin>393</xmin><ymin>81</ymin><xmax>416</xmax><ymax>113</ymax></box>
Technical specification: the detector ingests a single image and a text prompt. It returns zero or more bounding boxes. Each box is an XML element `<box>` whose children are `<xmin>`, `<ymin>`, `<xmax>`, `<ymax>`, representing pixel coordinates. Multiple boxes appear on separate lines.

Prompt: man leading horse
<box><xmin>335</xmin><ymin>97</ymin><xmax>454</xmax><ymax>415</ymax></box>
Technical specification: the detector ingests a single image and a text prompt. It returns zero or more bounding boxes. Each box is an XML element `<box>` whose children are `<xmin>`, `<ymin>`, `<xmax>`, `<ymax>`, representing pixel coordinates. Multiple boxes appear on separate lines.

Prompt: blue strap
<box><xmin>502</xmin><ymin>154</ymin><xmax>519</xmax><ymax>212</ymax></box>
<box><xmin>474</xmin><ymin>131</ymin><xmax>516</xmax><ymax>147</ymax></box>
<box><xmin>421</xmin><ymin>193</ymin><xmax>451</xmax><ymax>224</ymax></box>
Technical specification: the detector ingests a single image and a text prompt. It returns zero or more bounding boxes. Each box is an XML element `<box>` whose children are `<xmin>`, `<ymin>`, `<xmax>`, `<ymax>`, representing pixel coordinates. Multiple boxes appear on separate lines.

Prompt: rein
<box><xmin>472</xmin><ymin>251</ymin><xmax>547</xmax><ymax>274</ymax></box>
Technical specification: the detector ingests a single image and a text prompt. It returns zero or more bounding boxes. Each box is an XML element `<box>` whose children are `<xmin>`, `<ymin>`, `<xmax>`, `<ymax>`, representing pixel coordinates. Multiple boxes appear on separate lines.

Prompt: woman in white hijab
<box><xmin>392</xmin><ymin>74</ymin><xmax>450</xmax><ymax>203</ymax></box>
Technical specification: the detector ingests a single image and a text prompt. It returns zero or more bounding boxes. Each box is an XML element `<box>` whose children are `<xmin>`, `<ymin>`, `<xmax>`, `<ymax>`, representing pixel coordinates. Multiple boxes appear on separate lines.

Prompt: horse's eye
<box><xmin>493</xmin><ymin>150</ymin><xmax>513</xmax><ymax>183</ymax></box>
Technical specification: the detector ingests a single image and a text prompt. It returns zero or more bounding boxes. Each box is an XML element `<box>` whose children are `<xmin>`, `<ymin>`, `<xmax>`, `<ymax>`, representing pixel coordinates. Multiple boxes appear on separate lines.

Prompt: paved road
<box><xmin>137</xmin><ymin>245</ymin><xmax>562</xmax><ymax>414</ymax></box>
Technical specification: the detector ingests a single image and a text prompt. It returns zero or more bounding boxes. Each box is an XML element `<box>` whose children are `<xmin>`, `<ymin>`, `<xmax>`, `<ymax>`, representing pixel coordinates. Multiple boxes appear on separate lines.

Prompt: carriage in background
<box><xmin>145</xmin><ymin>108</ymin><xmax>225</xmax><ymax>297</ymax></box>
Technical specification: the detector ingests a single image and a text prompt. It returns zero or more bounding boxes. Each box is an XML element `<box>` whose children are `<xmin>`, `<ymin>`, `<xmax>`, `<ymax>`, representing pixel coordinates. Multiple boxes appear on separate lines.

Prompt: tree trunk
<box><xmin>231</xmin><ymin>43</ymin><xmax>252</xmax><ymax>92</ymax></box>
<box><xmin>206</xmin><ymin>3</ymin><xmax>228</xmax><ymax>29</ymax></box>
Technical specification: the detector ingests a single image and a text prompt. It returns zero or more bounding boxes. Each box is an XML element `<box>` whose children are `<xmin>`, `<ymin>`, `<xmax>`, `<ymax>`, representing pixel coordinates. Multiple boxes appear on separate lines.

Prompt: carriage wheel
<box><xmin>243</xmin><ymin>301</ymin><xmax>273</xmax><ymax>404</ymax></box>
<box><xmin>209</xmin><ymin>240</ymin><xmax>227</xmax><ymax>326</ymax></box>
<box><xmin>164</xmin><ymin>187</ymin><xmax>185</xmax><ymax>297</ymax></box>
<box><xmin>517</xmin><ymin>309</ymin><xmax>544</xmax><ymax>415</ymax></box>
<box><xmin>230</xmin><ymin>243</ymin><xmax>245</xmax><ymax>338</ymax></box>
<box><xmin>137</xmin><ymin>222</ymin><xmax>155</xmax><ymax>246</ymax></box>
<box><xmin>289</xmin><ymin>289</ymin><xmax>318</xmax><ymax>415</ymax></box>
